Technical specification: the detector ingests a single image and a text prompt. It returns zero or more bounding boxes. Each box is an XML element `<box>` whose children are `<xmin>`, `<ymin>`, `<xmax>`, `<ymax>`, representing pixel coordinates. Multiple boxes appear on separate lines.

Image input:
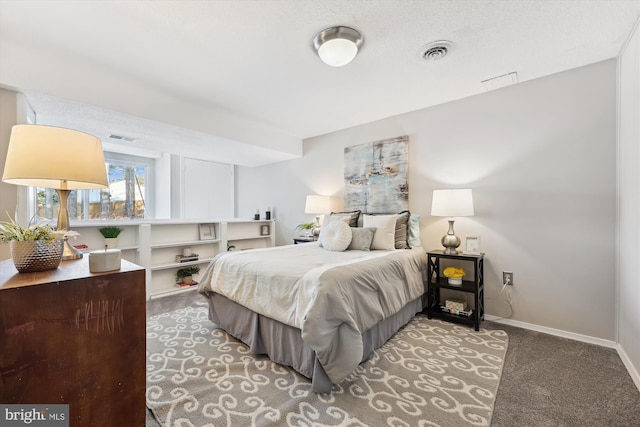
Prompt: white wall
<box><xmin>237</xmin><ymin>60</ymin><xmax>618</xmax><ymax>341</ymax></box>
<box><xmin>182</xmin><ymin>158</ymin><xmax>234</xmax><ymax>219</ymax></box>
<box><xmin>617</xmin><ymin>19</ymin><xmax>640</xmax><ymax>387</ymax></box>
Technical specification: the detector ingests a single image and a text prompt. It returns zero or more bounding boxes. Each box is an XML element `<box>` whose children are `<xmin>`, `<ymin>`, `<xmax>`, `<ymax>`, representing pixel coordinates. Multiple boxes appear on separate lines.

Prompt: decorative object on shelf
<box><xmin>2</xmin><ymin>124</ymin><xmax>108</xmax><ymax>260</ymax></box>
<box><xmin>227</xmin><ymin>244</ymin><xmax>236</xmax><ymax>251</ymax></box>
<box><xmin>443</xmin><ymin>266</ymin><xmax>466</xmax><ymax>285</ymax></box>
<box><xmin>175</xmin><ymin>253</ymin><xmax>199</xmax><ymax>263</ymax></box>
<box><xmin>305</xmin><ymin>195</ymin><xmax>331</xmax><ymax>236</ymax></box>
<box><xmin>254</xmin><ymin>209</ymin><xmax>260</xmax><ymax>220</ymax></box>
<box><xmin>265</xmin><ymin>207</ymin><xmax>271</xmax><ymax>220</ymax></box>
<box><xmin>0</xmin><ymin>216</ymin><xmax>64</xmax><ymax>273</ymax></box>
<box><xmin>466</xmin><ymin>236</ymin><xmax>481</xmax><ymax>254</ymax></box>
<box><xmin>260</xmin><ymin>225</ymin><xmax>270</xmax><ymax>236</ymax></box>
<box><xmin>312</xmin><ymin>26</ymin><xmax>363</xmax><ymax>67</ymax></box>
<box><xmin>176</xmin><ymin>266</ymin><xmax>200</xmax><ymax>285</ymax></box>
<box><xmin>445</xmin><ymin>298</ymin><xmax>468</xmax><ymax>312</ymax></box>
<box><xmin>344</xmin><ymin>135</ymin><xmax>409</xmax><ymax>213</ymax></box>
<box><xmin>296</xmin><ymin>222</ymin><xmax>316</xmax><ymax>238</ymax></box>
<box><xmin>99</xmin><ymin>226</ymin><xmax>122</xmax><ymax>249</ymax></box>
<box><xmin>431</xmin><ymin>189</ymin><xmax>474</xmax><ymax>255</ymax></box>
<box><xmin>199</xmin><ymin>223</ymin><xmax>216</xmax><ymax>240</ymax></box>
<box><xmin>89</xmin><ymin>247</ymin><xmax>121</xmax><ymax>273</ymax></box>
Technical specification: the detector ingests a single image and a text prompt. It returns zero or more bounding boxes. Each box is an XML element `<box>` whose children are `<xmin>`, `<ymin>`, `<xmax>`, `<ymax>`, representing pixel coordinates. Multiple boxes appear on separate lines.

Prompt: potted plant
<box><xmin>0</xmin><ymin>215</ymin><xmax>64</xmax><ymax>273</ymax></box>
<box><xmin>296</xmin><ymin>222</ymin><xmax>316</xmax><ymax>238</ymax></box>
<box><xmin>176</xmin><ymin>266</ymin><xmax>200</xmax><ymax>285</ymax></box>
<box><xmin>99</xmin><ymin>226</ymin><xmax>122</xmax><ymax>249</ymax></box>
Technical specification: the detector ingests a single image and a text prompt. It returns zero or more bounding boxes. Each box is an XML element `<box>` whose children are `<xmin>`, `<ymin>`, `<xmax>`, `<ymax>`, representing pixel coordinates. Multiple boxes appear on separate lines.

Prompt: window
<box><xmin>31</xmin><ymin>153</ymin><xmax>154</xmax><ymax>222</ymax></box>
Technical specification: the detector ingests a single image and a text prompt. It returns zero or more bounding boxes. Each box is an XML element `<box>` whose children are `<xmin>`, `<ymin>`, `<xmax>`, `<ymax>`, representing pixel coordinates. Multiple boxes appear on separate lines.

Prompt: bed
<box><xmin>197</xmin><ymin>217</ymin><xmax>427</xmax><ymax>393</ymax></box>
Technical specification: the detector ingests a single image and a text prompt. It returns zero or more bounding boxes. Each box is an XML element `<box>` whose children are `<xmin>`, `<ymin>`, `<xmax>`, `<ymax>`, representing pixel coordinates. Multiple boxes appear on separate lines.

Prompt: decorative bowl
<box><xmin>10</xmin><ymin>240</ymin><xmax>64</xmax><ymax>273</ymax></box>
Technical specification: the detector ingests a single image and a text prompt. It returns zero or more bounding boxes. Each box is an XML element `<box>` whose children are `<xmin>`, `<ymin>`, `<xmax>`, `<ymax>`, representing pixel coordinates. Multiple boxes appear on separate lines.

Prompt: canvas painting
<box><xmin>344</xmin><ymin>135</ymin><xmax>409</xmax><ymax>213</ymax></box>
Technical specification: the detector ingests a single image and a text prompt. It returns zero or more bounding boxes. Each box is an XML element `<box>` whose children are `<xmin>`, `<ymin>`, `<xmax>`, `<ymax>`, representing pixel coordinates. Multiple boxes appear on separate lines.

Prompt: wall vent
<box><xmin>481</xmin><ymin>72</ymin><xmax>518</xmax><ymax>91</ymax></box>
<box><xmin>109</xmin><ymin>134</ymin><xmax>136</xmax><ymax>143</ymax></box>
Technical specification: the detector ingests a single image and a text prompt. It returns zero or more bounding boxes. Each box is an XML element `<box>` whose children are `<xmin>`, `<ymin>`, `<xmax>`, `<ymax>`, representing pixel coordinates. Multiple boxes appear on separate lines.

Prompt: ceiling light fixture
<box><xmin>312</xmin><ymin>26</ymin><xmax>364</xmax><ymax>67</ymax></box>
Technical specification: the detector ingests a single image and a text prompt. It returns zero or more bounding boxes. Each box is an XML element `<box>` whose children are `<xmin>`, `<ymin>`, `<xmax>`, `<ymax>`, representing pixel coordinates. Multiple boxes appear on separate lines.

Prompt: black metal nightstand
<box><xmin>293</xmin><ymin>237</ymin><xmax>316</xmax><ymax>244</ymax></box>
<box><xmin>424</xmin><ymin>250</ymin><xmax>484</xmax><ymax>331</ymax></box>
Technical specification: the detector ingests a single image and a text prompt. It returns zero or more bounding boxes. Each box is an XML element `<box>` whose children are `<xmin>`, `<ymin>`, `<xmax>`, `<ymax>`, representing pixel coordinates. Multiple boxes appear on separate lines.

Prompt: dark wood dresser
<box><xmin>0</xmin><ymin>257</ymin><xmax>146</xmax><ymax>426</ymax></box>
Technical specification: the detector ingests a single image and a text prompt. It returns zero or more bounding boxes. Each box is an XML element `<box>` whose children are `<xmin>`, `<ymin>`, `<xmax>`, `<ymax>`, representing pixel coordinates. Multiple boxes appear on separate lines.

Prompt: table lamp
<box><xmin>431</xmin><ymin>189</ymin><xmax>474</xmax><ymax>254</ymax></box>
<box><xmin>304</xmin><ymin>195</ymin><xmax>332</xmax><ymax>237</ymax></box>
<box><xmin>2</xmin><ymin>125</ymin><xmax>108</xmax><ymax>260</ymax></box>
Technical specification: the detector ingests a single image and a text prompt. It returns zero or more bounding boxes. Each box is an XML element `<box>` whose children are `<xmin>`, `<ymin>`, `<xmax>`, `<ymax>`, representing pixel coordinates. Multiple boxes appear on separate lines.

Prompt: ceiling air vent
<box><xmin>420</xmin><ymin>40</ymin><xmax>453</xmax><ymax>61</ymax></box>
<box><xmin>481</xmin><ymin>72</ymin><xmax>518</xmax><ymax>91</ymax></box>
<box><xmin>109</xmin><ymin>134</ymin><xmax>136</xmax><ymax>143</ymax></box>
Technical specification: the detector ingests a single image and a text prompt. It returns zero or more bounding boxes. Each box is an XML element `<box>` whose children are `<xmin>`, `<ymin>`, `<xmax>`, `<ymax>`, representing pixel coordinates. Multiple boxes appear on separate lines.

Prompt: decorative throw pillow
<box><xmin>319</xmin><ymin>220</ymin><xmax>353</xmax><ymax>252</ymax></box>
<box><xmin>395</xmin><ymin>210</ymin><xmax>411</xmax><ymax>249</ymax></box>
<box><xmin>330</xmin><ymin>210</ymin><xmax>361</xmax><ymax>227</ymax></box>
<box><xmin>408</xmin><ymin>214</ymin><xmax>422</xmax><ymax>248</ymax></box>
<box><xmin>347</xmin><ymin>227</ymin><xmax>376</xmax><ymax>251</ymax></box>
<box><xmin>318</xmin><ymin>215</ymin><xmax>351</xmax><ymax>247</ymax></box>
<box><xmin>363</xmin><ymin>214</ymin><xmax>397</xmax><ymax>250</ymax></box>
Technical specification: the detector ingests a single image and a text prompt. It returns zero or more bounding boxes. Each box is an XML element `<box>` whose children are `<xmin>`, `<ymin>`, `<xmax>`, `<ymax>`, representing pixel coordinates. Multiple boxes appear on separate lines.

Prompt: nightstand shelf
<box><xmin>424</xmin><ymin>250</ymin><xmax>484</xmax><ymax>331</ymax></box>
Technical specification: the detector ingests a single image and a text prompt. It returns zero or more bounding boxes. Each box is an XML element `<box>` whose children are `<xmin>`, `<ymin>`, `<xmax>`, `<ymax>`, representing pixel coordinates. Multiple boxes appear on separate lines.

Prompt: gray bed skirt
<box><xmin>201</xmin><ymin>292</ymin><xmax>426</xmax><ymax>393</ymax></box>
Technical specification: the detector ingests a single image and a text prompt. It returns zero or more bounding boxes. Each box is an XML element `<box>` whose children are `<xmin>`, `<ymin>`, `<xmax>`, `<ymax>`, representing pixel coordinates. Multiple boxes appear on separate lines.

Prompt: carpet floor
<box><xmin>146</xmin><ymin>290</ymin><xmax>640</xmax><ymax>427</ymax></box>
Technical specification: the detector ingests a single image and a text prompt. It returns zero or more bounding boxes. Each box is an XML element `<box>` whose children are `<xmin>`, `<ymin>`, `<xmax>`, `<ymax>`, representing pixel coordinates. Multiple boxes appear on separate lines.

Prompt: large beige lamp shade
<box><xmin>305</xmin><ymin>195</ymin><xmax>332</xmax><ymax>237</ymax></box>
<box><xmin>431</xmin><ymin>189</ymin><xmax>474</xmax><ymax>254</ymax></box>
<box><xmin>2</xmin><ymin>124</ymin><xmax>108</xmax><ymax>260</ymax></box>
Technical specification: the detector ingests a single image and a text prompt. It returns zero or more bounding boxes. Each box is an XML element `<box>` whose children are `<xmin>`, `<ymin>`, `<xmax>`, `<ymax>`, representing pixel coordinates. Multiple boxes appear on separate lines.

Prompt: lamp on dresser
<box><xmin>431</xmin><ymin>189</ymin><xmax>474</xmax><ymax>255</ymax></box>
<box><xmin>304</xmin><ymin>195</ymin><xmax>332</xmax><ymax>238</ymax></box>
<box><xmin>2</xmin><ymin>124</ymin><xmax>108</xmax><ymax>260</ymax></box>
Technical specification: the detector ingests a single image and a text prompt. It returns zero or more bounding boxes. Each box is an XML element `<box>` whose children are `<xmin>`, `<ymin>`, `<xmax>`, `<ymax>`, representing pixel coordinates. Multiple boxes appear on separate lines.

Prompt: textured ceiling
<box><xmin>1</xmin><ymin>0</ymin><xmax>638</xmax><ymax>166</ymax></box>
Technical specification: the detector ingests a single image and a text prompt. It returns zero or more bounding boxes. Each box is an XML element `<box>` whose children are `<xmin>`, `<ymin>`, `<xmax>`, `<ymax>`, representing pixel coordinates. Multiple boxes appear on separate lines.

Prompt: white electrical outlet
<box><xmin>503</xmin><ymin>271</ymin><xmax>514</xmax><ymax>286</ymax></box>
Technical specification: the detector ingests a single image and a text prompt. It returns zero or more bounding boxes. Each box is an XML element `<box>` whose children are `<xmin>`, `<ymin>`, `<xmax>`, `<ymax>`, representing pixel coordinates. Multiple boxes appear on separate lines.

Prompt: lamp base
<box><xmin>441</xmin><ymin>218</ymin><xmax>461</xmax><ymax>255</ymax></box>
<box><xmin>61</xmin><ymin>237</ymin><xmax>83</xmax><ymax>260</ymax></box>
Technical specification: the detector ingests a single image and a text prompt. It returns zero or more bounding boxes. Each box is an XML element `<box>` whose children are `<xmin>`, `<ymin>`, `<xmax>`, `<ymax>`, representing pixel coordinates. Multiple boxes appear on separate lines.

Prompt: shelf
<box><xmin>430</xmin><ymin>278</ymin><xmax>479</xmax><ymax>293</ymax></box>
<box><xmin>150</xmin><ymin>257</ymin><xmax>214</xmax><ymax>271</ymax></box>
<box><xmin>228</xmin><ymin>235</ymin><xmax>271</xmax><ymax>241</ymax></box>
<box><xmin>427</xmin><ymin>308</ymin><xmax>475</xmax><ymax>325</ymax></box>
<box><xmin>150</xmin><ymin>239</ymin><xmax>221</xmax><ymax>249</ymax></box>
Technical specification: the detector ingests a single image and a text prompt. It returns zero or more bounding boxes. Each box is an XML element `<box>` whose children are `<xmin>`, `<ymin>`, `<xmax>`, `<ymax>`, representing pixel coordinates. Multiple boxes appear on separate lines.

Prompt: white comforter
<box><xmin>198</xmin><ymin>243</ymin><xmax>427</xmax><ymax>384</ymax></box>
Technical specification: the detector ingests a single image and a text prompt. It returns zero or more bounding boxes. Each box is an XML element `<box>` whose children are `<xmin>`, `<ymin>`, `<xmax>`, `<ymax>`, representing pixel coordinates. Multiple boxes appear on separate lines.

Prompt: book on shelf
<box><xmin>176</xmin><ymin>281</ymin><xmax>199</xmax><ymax>288</ymax></box>
<box><xmin>175</xmin><ymin>254</ymin><xmax>199</xmax><ymax>263</ymax></box>
<box><xmin>439</xmin><ymin>305</ymin><xmax>473</xmax><ymax>317</ymax></box>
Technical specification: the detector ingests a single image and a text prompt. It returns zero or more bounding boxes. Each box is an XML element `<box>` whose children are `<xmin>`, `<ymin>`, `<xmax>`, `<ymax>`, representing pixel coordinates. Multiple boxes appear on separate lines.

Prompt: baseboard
<box><xmin>484</xmin><ymin>315</ymin><xmax>617</xmax><ymax>348</ymax></box>
<box><xmin>616</xmin><ymin>344</ymin><xmax>640</xmax><ymax>392</ymax></box>
<box><xmin>148</xmin><ymin>285</ymin><xmax>198</xmax><ymax>300</ymax></box>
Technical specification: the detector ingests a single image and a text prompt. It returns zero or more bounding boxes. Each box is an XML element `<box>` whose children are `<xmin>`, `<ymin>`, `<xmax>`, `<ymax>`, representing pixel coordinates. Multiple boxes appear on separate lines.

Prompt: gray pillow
<box><xmin>330</xmin><ymin>210</ymin><xmax>361</xmax><ymax>227</ymax></box>
<box><xmin>395</xmin><ymin>210</ymin><xmax>411</xmax><ymax>249</ymax></box>
<box><xmin>347</xmin><ymin>227</ymin><xmax>376</xmax><ymax>251</ymax></box>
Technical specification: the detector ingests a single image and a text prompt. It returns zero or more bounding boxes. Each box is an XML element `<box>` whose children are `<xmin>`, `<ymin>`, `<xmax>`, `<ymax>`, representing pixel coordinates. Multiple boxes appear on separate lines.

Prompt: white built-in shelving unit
<box><xmin>71</xmin><ymin>219</ymin><xmax>275</xmax><ymax>299</ymax></box>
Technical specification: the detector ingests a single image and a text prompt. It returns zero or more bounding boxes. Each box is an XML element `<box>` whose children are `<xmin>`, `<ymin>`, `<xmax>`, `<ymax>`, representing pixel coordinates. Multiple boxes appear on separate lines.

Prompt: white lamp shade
<box><xmin>2</xmin><ymin>125</ymin><xmax>108</xmax><ymax>190</ymax></box>
<box><xmin>318</xmin><ymin>38</ymin><xmax>359</xmax><ymax>67</ymax></box>
<box><xmin>431</xmin><ymin>189</ymin><xmax>474</xmax><ymax>217</ymax></box>
<box><xmin>305</xmin><ymin>195</ymin><xmax>332</xmax><ymax>214</ymax></box>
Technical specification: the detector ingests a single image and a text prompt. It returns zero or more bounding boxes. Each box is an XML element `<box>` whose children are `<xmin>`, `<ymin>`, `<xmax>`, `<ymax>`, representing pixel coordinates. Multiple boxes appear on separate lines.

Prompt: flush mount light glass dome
<box><xmin>313</xmin><ymin>26</ymin><xmax>363</xmax><ymax>67</ymax></box>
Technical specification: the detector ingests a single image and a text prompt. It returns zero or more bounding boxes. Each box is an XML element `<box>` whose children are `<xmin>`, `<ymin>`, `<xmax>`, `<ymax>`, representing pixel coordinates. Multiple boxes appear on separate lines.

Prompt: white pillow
<box><xmin>319</xmin><ymin>220</ymin><xmax>352</xmax><ymax>251</ymax></box>
<box><xmin>363</xmin><ymin>214</ymin><xmax>397</xmax><ymax>250</ymax></box>
<box><xmin>318</xmin><ymin>215</ymin><xmax>350</xmax><ymax>246</ymax></box>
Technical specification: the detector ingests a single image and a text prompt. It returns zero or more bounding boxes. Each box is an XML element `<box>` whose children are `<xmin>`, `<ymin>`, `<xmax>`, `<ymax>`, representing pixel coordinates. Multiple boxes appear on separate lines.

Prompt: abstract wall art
<box><xmin>344</xmin><ymin>135</ymin><xmax>409</xmax><ymax>213</ymax></box>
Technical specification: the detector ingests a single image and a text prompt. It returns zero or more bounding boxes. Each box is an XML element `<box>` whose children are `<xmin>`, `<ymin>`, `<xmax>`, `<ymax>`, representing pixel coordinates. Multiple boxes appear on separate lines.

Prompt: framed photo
<box><xmin>465</xmin><ymin>236</ymin><xmax>481</xmax><ymax>254</ymax></box>
<box><xmin>199</xmin><ymin>223</ymin><xmax>216</xmax><ymax>240</ymax></box>
<box><xmin>260</xmin><ymin>224</ymin><xmax>271</xmax><ymax>236</ymax></box>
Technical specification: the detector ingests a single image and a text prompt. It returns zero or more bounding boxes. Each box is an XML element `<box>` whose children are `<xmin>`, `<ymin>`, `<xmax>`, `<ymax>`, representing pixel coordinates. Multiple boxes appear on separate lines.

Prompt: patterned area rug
<box><xmin>146</xmin><ymin>302</ymin><xmax>508</xmax><ymax>427</ymax></box>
